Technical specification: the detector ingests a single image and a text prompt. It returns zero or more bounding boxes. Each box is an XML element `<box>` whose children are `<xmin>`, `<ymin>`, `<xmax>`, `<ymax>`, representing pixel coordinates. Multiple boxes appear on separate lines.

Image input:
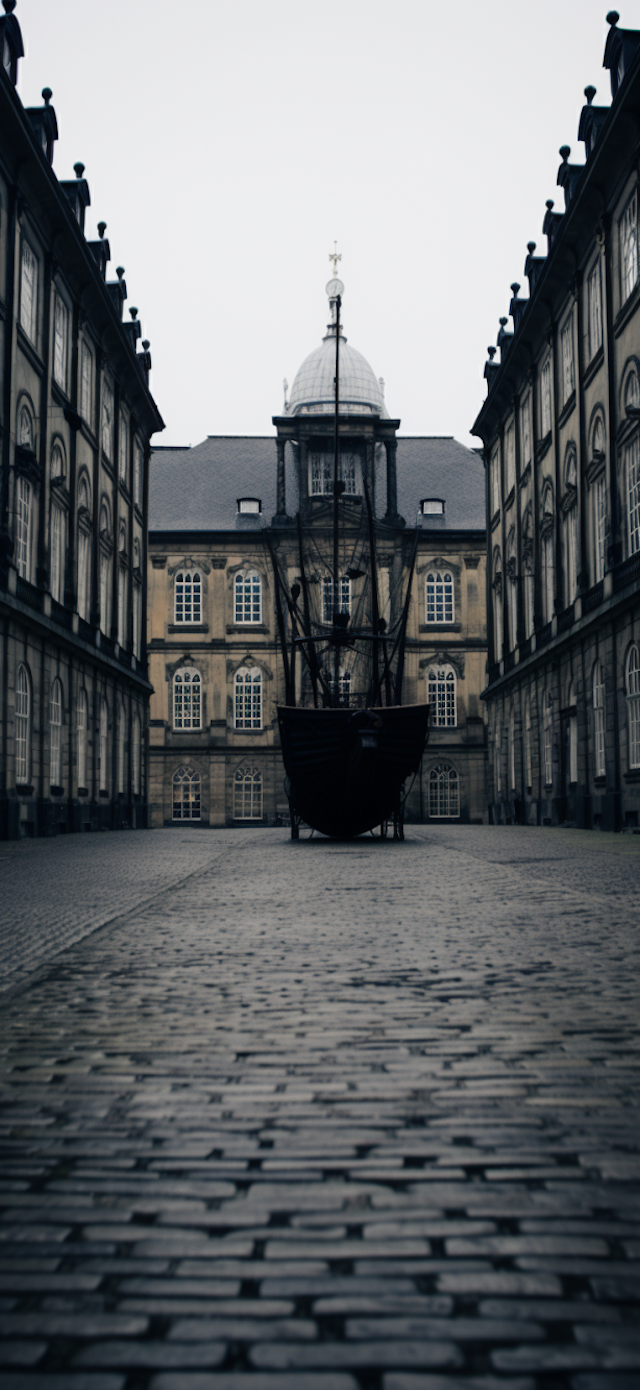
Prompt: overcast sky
<box><xmin>16</xmin><ymin>0</ymin><xmax>639</xmax><ymax>448</ymax></box>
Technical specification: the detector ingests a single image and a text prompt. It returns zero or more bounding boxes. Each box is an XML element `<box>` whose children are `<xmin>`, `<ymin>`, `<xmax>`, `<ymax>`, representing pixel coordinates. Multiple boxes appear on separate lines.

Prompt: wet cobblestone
<box><xmin>0</xmin><ymin>824</ymin><xmax>639</xmax><ymax>1388</ymax></box>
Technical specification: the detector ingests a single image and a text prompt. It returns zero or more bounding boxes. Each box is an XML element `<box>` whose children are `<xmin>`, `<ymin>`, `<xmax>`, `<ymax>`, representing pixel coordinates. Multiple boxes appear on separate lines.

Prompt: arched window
<box><xmin>235</xmin><ymin>667</ymin><xmax>262</xmax><ymax>729</ymax></box>
<box><xmin>427</xmin><ymin>665</ymin><xmax>457</xmax><ymax>727</ymax></box>
<box><xmin>99</xmin><ymin>501</ymin><xmax>112</xmax><ymax>634</ymax></box>
<box><xmin>77</xmin><ymin>479</ymin><xmax>91</xmax><ymax>623</ymax></box>
<box><xmin>15</xmin><ymin>664</ymin><xmax>31</xmax><ymax>784</ymax></box>
<box><xmin>49</xmin><ymin>678</ymin><xmax>62</xmax><ymax>787</ymax></box>
<box><xmin>172</xmin><ymin>765</ymin><xmax>201</xmax><ymax>820</ymax></box>
<box><xmin>625</xmin><ymin>367</ymin><xmax>640</xmax><ymax>412</ymax></box>
<box><xmin>77</xmin><ymin>688</ymin><xmax>88</xmax><ymax>791</ymax></box>
<box><xmin>117</xmin><ymin>698</ymin><xmax>126</xmax><ymax>795</ymax></box>
<box><xmin>235</xmin><ymin>571</ymin><xmax>262</xmax><ymax>625</ymax></box>
<box><xmin>18</xmin><ymin>403</ymin><xmax>33</xmax><ymax>448</ymax></box>
<box><xmin>98</xmin><ymin>698</ymin><xmax>108</xmax><ymax>793</ymax></box>
<box><xmin>175</xmin><ymin>571</ymin><xmax>202</xmax><ymax>624</ymax></box>
<box><xmin>524</xmin><ymin>694</ymin><xmax>532</xmax><ymax>791</ymax></box>
<box><xmin>593</xmin><ymin>662</ymin><xmax>606</xmax><ymax>778</ymax></box>
<box><xmin>563</xmin><ymin>448</ymin><xmax>578</xmax><ymax>606</ymax></box>
<box><xmin>132</xmin><ymin>713</ymin><xmax>141</xmax><ymax>795</ymax></box>
<box><xmin>627</xmin><ymin>645</ymin><xmax>640</xmax><ymax>770</ymax></box>
<box><xmin>16</xmin><ymin>475</ymin><xmax>32</xmax><ymax>581</ymax></box>
<box><xmin>234</xmin><ymin>765</ymin><xmax>263</xmax><ymax>819</ymax></box>
<box><xmin>492</xmin><ymin>549</ymin><xmax>503</xmax><ymax>659</ymax></box>
<box><xmin>568</xmin><ymin>679</ymin><xmax>578</xmax><ymax>785</ymax></box>
<box><xmin>429</xmin><ymin>763</ymin><xmax>460</xmax><ymax>818</ymax></box>
<box><xmin>174</xmin><ymin>669</ymin><xmax>201</xmax><ymax>730</ymax></box>
<box><xmin>509</xmin><ymin>702</ymin><xmax>516</xmax><ymax>792</ymax></box>
<box><xmin>506</xmin><ymin>527</ymin><xmax>517</xmax><ymax>651</ymax></box>
<box><xmin>543</xmin><ymin>690</ymin><xmax>553</xmax><ymax>787</ymax></box>
<box><xmin>426</xmin><ymin>571</ymin><xmax>454</xmax><ymax>624</ymax></box>
<box><xmin>322</xmin><ymin>576</ymin><xmax>350</xmax><ymax>623</ymax></box>
<box><xmin>51</xmin><ymin>442</ymin><xmax>65</xmax><ymax>482</ymax></box>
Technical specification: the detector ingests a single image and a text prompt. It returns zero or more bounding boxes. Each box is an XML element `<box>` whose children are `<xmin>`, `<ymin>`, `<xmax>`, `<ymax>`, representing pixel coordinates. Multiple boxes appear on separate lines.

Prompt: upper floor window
<box><xmin>53</xmin><ymin>295</ymin><xmax>69</xmax><ymax>389</ymax></box>
<box><xmin>18</xmin><ymin>404</ymin><xmax>33</xmax><ymax>450</ymax></box>
<box><xmin>587</xmin><ymin>260</ymin><xmax>603</xmax><ymax>358</ymax></box>
<box><xmin>174</xmin><ymin>668</ymin><xmax>201</xmax><ymax>730</ymax></box>
<box><xmin>49</xmin><ymin>677</ymin><xmax>62</xmax><ymax>787</ymax></box>
<box><xmin>489</xmin><ymin>447</ymin><xmax>500</xmax><ymax>515</ymax></box>
<box><xmin>235</xmin><ymin>667</ymin><xmax>262</xmax><ymax>729</ymax></box>
<box><xmin>80</xmin><ymin>341</ymin><xmax>94</xmax><ymax>425</ymax></box>
<box><xmin>234</xmin><ymin>765</ymin><xmax>263</xmax><ymax>820</ymax></box>
<box><xmin>541</xmin><ymin>358</ymin><xmax>552</xmax><ymax>438</ymax></box>
<box><xmin>119</xmin><ymin>412</ymin><xmax>128</xmax><ymax>484</ymax></box>
<box><xmin>101</xmin><ymin>380</ymin><xmax>114</xmax><ymax>459</ymax></box>
<box><xmin>20</xmin><ymin>240</ymin><xmax>37</xmax><ymax>343</ymax></box>
<box><xmin>505</xmin><ymin>423</ymin><xmax>516</xmax><ymax>496</ymax></box>
<box><xmin>50</xmin><ymin>502</ymin><xmax>66</xmax><ymax>605</ymax></box>
<box><xmin>520</xmin><ymin>394</ymin><xmax>532</xmax><ymax>472</ymax></box>
<box><xmin>133</xmin><ymin>440</ymin><xmax>144</xmax><ymax>508</ymax></box>
<box><xmin>322</xmin><ymin>577</ymin><xmax>350</xmax><ymax>623</ymax></box>
<box><xmin>541</xmin><ymin>482</ymin><xmax>555</xmax><ymax>624</ymax></box>
<box><xmin>77</xmin><ymin>477</ymin><xmax>91</xmax><ymax>623</ymax></box>
<box><xmin>132</xmin><ymin>540</ymin><xmax>142</xmax><ymax>659</ymax></box>
<box><xmin>51</xmin><ymin>442</ymin><xmax>65</xmax><ymax>483</ymax></box>
<box><xmin>173</xmin><ymin>764</ymin><xmax>201</xmax><ymax>820</ymax></box>
<box><xmin>99</xmin><ymin>501</ymin><xmax>112</xmax><ymax>634</ymax></box>
<box><xmin>15</xmin><ymin>664</ymin><xmax>31</xmax><ymax>784</ymax></box>
<box><xmin>506</xmin><ymin>527</ymin><xmax>517</xmax><ymax>651</ymax></box>
<box><xmin>427</xmin><ymin>665</ymin><xmax>457</xmax><ymax>728</ymax></box>
<box><xmin>16</xmin><ymin>475</ymin><xmax>32</xmax><ymax>581</ymax></box>
<box><xmin>563</xmin><ymin>449</ymin><xmax>578</xmax><ymax>606</ymax></box>
<box><xmin>235</xmin><ymin>571</ymin><xmax>262</xmax><ymax>624</ymax></box>
<box><xmin>593</xmin><ymin>662</ymin><xmax>606</xmax><ymax>778</ymax></box>
<box><xmin>426</xmin><ymin>571</ymin><xmax>454</xmax><ymax>624</ymax></box>
<box><xmin>627</xmin><ymin>433</ymin><xmax>640</xmax><ymax>557</ymax></box>
<box><xmin>561</xmin><ymin>318</ymin><xmax>575</xmax><ymax>405</ymax></box>
<box><xmin>310</xmin><ymin>450</ymin><xmax>359</xmax><ymax>496</ymax></box>
<box><xmin>620</xmin><ymin>191</ymin><xmax>638</xmax><ymax>305</ymax></box>
<box><xmin>429</xmin><ymin>762</ymin><xmax>459</xmax><ymax>818</ymax></box>
<box><xmin>175</xmin><ymin>570</ymin><xmax>201</xmax><ymax>624</ymax></box>
<box><xmin>492</xmin><ymin>548</ymin><xmax>503</xmax><ymax>660</ymax></box>
<box><xmin>626</xmin><ymin>645</ymin><xmax>640</xmax><ymax>770</ymax></box>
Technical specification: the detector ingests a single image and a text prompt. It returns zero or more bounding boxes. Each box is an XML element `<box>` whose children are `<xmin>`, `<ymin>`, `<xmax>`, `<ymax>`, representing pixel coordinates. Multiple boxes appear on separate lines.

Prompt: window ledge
<box><xmin>623</xmin><ymin>768</ymin><xmax>640</xmax><ymax>782</ymax></box>
<box><xmin>420</xmin><ymin>622</ymin><xmax>461</xmax><ymax>633</ymax></box>
<box><xmin>77</xmin><ymin>787</ymin><xmax>89</xmax><ymax>798</ymax></box>
<box><xmin>558</xmin><ymin>392</ymin><xmax>576</xmax><ymax>428</ymax></box>
<box><xmin>99</xmin><ymin>789</ymin><xmax>109</xmax><ymax>799</ymax></box>
<box><xmin>614</xmin><ymin>279</ymin><xmax>640</xmax><ymax>338</ymax></box>
<box><xmin>49</xmin><ymin>785</ymin><xmax>64</xmax><ymax>797</ymax></box>
<box><xmin>583</xmin><ymin>343</ymin><xmax>605</xmax><ymax>388</ymax></box>
<box><xmin>226</xmin><ymin>623</ymin><xmax>269</xmax><ymax>634</ymax></box>
<box><xmin>168</xmin><ymin>623</ymin><xmax>209</xmax><ymax>633</ymax></box>
<box><xmin>535</xmin><ymin>432</ymin><xmax>553</xmax><ymax>463</ymax></box>
<box><xmin>593</xmin><ymin>775</ymin><xmax>607</xmax><ymax>786</ymax></box>
<box><xmin>490</xmin><ymin>510</ymin><xmax>500</xmax><ymax>532</ymax></box>
<box><xmin>15</xmin><ymin>784</ymin><xmax>34</xmax><ymax>796</ymax></box>
<box><xmin>16</xmin><ymin>323</ymin><xmax>44</xmax><ymax>373</ymax></box>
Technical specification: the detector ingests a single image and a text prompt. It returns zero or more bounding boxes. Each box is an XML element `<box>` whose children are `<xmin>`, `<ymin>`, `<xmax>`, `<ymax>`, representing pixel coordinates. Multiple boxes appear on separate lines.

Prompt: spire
<box><xmin>325</xmin><ymin>253</ymin><xmax>345</xmax><ymax>340</ymax></box>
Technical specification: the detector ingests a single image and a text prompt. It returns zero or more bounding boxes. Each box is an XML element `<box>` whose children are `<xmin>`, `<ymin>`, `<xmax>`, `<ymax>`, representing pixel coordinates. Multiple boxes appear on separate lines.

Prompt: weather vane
<box><xmin>329</xmin><ymin>241</ymin><xmax>342</xmax><ymax>277</ymax></box>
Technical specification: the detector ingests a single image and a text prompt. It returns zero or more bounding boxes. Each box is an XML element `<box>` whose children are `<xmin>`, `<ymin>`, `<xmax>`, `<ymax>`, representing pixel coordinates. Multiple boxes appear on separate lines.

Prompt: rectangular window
<box><xmin>99</xmin><ymin>551</ymin><xmax>110</xmax><ymax>633</ymax></box>
<box><xmin>16</xmin><ymin>476</ymin><xmax>31</xmax><ymax>580</ymax></box>
<box><xmin>53</xmin><ymin>295</ymin><xmax>68</xmax><ymax>389</ymax></box>
<box><xmin>541</xmin><ymin>359</ymin><xmax>552</xmax><ymax>438</ymax></box>
<box><xmin>133</xmin><ymin>441</ymin><xmax>144</xmax><ymax>508</ymax></box>
<box><xmin>119</xmin><ymin>413</ymin><xmax>128</xmax><ymax>484</ymax></box>
<box><xmin>322</xmin><ymin>577</ymin><xmax>351</xmax><ymax>623</ymax></box>
<box><xmin>627</xmin><ymin>435</ymin><xmax>640</xmax><ymax>556</ymax></box>
<box><xmin>620</xmin><ymin>191</ymin><xmax>638</xmax><ymax>305</ymax></box>
<box><xmin>426</xmin><ymin>571</ymin><xmax>454</xmax><ymax>624</ymax></box>
<box><xmin>50</xmin><ymin>505</ymin><xmax>65</xmax><ymax>605</ymax></box>
<box><xmin>564</xmin><ymin>508</ymin><xmax>577</xmax><ymax>606</ymax></box>
<box><xmin>520</xmin><ymin>394</ymin><xmax>532</xmax><ymax>471</ymax></box>
<box><xmin>80</xmin><ymin>342</ymin><xmax>94</xmax><ymax>425</ymax></box>
<box><xmin>117</xmin><ymin>568</ymin><xmax>127</xmax><ymax>647</ymax></box>
<box><xmin>594</xmin><ymin>475</ymin><xmax>607</xmax><ymax>582</ymax></box>
<box><xmin>77</xmin><ymin>528</ymin><xmax>90</xmax><ymax>621</ymax></box>
<box><xmin>587</xmin><ymin>261</ymin><xmax>603</xmax><ymax>358</ymax></box>
<box><xmin>133</xmin><ymin>584</ymin><xmax>142</xmax><ymax>658</ymax></box>
<box><xmin>50</xmin><ymin>685</ymin><xmax>62</xmax><ymax>787</ymax></box>
<box><xmin>561</xmin><ymin>319</ymin><xmax>574</xmax><ymax>405</ymax></box>
<box><xmin>20</xmin><ymin>240</ymin><xmax>37</xmax><ymax>343</ymax></box>
<box><xmin>542</xmin><ymin>533</ymin><xmax>554</xmax><ymax>624</ymax></box>
<box><xmin>490</xmin><ymin>448</ymin><xmax>500</xmax><ymax>515</ymax></box>
<box><xmin>505</xmin><ymin>424</ymin><xmax>516</xmax><ymax>496</ymax></box>
<box><xmin>101</xmin><ymin>380</ymin><xmax>114</xmax><ymax>459</ymax></box>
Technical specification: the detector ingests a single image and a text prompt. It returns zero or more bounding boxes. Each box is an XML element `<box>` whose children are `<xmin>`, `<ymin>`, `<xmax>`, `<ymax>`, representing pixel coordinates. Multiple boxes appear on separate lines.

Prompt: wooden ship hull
<box><xmin>278</xmin><ymin>703</ymin><xmax>430</xmax><ymax>839</ymax></box>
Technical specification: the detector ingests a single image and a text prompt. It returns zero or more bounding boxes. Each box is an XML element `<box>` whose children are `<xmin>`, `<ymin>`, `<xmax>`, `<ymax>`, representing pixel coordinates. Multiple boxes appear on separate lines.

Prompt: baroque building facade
<box><xmin>148</xmin><ymin>281</ymin><xmax>487</xmax><ymax>830</ymax></box>
<box><xmin>0</xmin><ymin>2</ymin><xmax>163</xmax><ymax>838</ymax></box>
<box><xmin>473</xmin><ymin>14</ymin><xmax>640</xmax><ymax>831</ymax></box>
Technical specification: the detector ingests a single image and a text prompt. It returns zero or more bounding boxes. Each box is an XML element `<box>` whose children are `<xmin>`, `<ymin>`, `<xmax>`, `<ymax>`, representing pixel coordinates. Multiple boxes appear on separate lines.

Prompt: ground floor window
<box><xmin>233</xmin><ymin>764</ymin><xmax>263</xmax><ymax>819</ymax></box>
<box><xmin>429</xmin><ymin>762</ymin><xmax>459</xmax><ymax>818</ymax></box>
<box><xmin>173</xmin><ymin>765</ymin><xmax>201</xmax><ymax>820</ymax></box>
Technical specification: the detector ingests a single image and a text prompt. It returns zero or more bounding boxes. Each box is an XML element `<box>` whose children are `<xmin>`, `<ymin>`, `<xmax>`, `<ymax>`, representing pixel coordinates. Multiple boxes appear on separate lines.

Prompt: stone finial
<box><xmin>42</xmin><ymin>87</ymin><xmax>52</xmax><ymax>105</ymax></box>
<box><xmin>511</xmin><ymin>282</ymin><xmax>521</xmax><ymax>296</ymax></box>
<box><xmin>487</xmin><ymin>346</ymin><xmax>497</xmax><ymax>360</ymax></box>
<box><xmin>116</xmin><ymin>266</ymin><xmax>125</xmax><ymax>280</ymax></box>
<box><xmin>129</xmin><ymin>307</ymin><xmax>138</xmax><ymax>320</ymax></box>
<box><xmin>142</xmin><ymin>339</ymin><xmax>150</xmax><ymax>350</ymax></box>
<box><xmin>499</xmin><ymin>316</ymin><xmax>508</xmax><ymax>327</ymax></box>
<box><xmin>2</xmin><ymin>2</ymin><xmax>18</xmax><ymax>14</ymax></box>
<box><xmin>606</xmin><ymin>11</ymin><xmax>619</xmax><ymax>26</ymax></box>
<box><xmin>527</xmin><ymin>241</ymin><xmax>537</xmax><ymax>255</ymax></box>
<box><xmin>546</xmin><ymin>199</ymin><xmax>554</xmax><ymax>210</ymax></box>
<box><xmin>584</xmin><ymin>85</ymin><xmax>596</xmax><ymax>104</ymax></box>
<box><xmin>97</xmin><ymin>221</ymin><xmax>107</xmax><ymax>239</ymax></box>
<box><xmin>559</xmin><ymin>145</ymin><xmax>571</xmax><ymax>162</ymax></box>
<box><xmin>74</xmin><ymin>162</ymin><xmax>85</xmax><ymax>179</ymax></box>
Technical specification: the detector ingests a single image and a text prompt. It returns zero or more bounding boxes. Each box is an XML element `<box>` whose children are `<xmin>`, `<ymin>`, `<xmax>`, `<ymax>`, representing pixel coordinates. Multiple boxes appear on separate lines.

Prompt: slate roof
<box><xmin>149</xmin><ymin>436</ymin><xmax>486</xmax><ymax>535</ymax></box>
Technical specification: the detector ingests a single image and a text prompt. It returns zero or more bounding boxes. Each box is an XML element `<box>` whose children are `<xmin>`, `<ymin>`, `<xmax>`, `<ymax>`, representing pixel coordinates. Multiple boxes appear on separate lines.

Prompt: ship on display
<box><xmin>272</xmin><ymin>262</ymin><xmax>430</xmax><ymax>839</ymax></box>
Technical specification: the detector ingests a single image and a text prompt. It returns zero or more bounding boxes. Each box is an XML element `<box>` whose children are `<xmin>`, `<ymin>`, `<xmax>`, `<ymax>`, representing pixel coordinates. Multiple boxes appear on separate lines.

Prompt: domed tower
<box><xmin>272</xmin><ymin>273</ymin><xmax>403</xmax><ymax>527</ymax></box>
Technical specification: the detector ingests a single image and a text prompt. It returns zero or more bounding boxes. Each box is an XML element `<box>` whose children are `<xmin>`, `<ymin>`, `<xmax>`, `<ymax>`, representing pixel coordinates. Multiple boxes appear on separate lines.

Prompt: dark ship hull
<box><xmin>278</xmin><ymin>703</ymin><xmax>430</xmax><ymax>839</ymax></box>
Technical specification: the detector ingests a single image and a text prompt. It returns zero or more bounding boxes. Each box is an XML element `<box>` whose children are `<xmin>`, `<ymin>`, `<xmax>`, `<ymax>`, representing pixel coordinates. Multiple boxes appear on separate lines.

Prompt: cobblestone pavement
<box><xmin>0</xmin><ymin>825</ymin><xmax>639</xmax><ymax>1390</ymax></box>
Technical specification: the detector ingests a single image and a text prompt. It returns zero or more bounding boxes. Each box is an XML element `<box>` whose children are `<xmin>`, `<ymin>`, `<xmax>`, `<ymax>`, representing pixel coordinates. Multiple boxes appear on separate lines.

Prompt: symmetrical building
<box><xmin>0</xmin><ymin>1</ymin><xmax>163</xmax><ymax>838</ymax></box>
<box><xmin>473</xmin><ymin>12</ymin><xmax>640</xmax><ymax>832</ymax></box>
<box><xmin>148</xmin><ymin>281</ymin><xmax>487</xmax><ymax>829</ymax></box>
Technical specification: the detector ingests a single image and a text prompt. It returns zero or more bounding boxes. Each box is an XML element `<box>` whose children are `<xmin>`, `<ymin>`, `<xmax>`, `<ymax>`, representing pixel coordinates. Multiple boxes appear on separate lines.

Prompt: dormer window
<box><xmin>420</xmin><ymin>499</ymin><xmax>445</xmax><ymax>515</ymax></box>
<box><xmin>237</xmin><ymin>498</ymin><xmax>261</xmax><ymax>514</ymax></box>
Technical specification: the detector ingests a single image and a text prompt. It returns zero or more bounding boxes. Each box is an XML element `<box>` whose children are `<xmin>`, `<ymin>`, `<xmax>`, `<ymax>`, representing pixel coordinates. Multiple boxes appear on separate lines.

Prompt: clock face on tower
<box><xmin>326</xmin><ymin>277</ymin><xmax>344</xmax><ymax>300</ymax></box>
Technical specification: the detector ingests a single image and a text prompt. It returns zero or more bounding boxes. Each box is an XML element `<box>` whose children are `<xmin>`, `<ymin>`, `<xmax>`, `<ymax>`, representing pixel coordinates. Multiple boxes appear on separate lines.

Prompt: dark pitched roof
<box><xmin>149</xmin><ymin>435</ymin><xmax>486</xmax><ymax>534</ymax></box>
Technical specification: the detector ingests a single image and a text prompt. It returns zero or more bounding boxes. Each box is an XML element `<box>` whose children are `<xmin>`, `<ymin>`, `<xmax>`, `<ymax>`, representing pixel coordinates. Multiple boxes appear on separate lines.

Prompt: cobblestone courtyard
<box><xmin>0</xmin><ymin>825</ymin><xmax>639</xmax><ymax>1390</ymax></box>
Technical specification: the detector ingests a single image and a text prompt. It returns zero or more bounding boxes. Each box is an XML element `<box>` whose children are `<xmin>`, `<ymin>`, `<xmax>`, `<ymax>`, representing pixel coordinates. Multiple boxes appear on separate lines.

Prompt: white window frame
<box><xmin>428</xmin><ymin>763</ymin><xmax>460</xmax><ymax>818</ymax></box>
<box><xmin>172</xmin><ymin>764</ymin><xmax>201</xmax><ymax>820</ymax></box>
<box><xmin>427</xmin><ymin>665</ymin><xmax>457</xmax><ymax>728</ymax></box>
<box><xmin>593</xmin><ymin>662</ymin><xmax>606</xmax><ymax>778</ymax></box>
<box><xmin>426</xmin><ymin>571</ymin><xmax>454</xmax><ymax>625</ymax></box>
<box><xmin>593</xmin><ymin>472</ymin><xmax>607</xmax><ymax>583</ymax></box>
<box><xmin>322</xmin><ymin>576</ymin><xmax>351</xmax><ymax>623</ymax></box>
<box><xmin>233</xmin><ymin>765</ymin><xmax>263</xmax><ymax>820</ymax></box>
<box><xmin>561</xmin><ymin>318</ymin><xmax>575</xmax><ymax>405</ymax></box>
<box><xmin>16</xmin><ymin>474</ymin><xmax>32</xmax><ymax>581</ymax></box>
<box><xmin>175</xmin><ymin>571</ymin><xmax>202</xmax><ymax>624</ymax></box>
<box><xmin>626</xmin><ymin>434</ymin><xmax>640</xmax><ymax>557</ymax></box>
<box><xmin>234</xmin><ymin>667</ymin><xmax>263</xmax><ymax>730</ymax></box>
<box><xmin>50</xmin><ymin>502</ymin><xmax>65</xmax><ymax>605</ymax></box>
<box><xmin>20</xmin><ymin>239</ymin><xmax>38</xmax><ymax>343</ymax></box>
<box><xmin>174</xmin><ymin>668</ymin><xmax>202</xmax><ymax>731</ymax></box>
<box><xmin>53</xmin><ymin>294</ymin><xmax>69</xmax><ymax>390</ymax></box>
<box><xmin>587</xmin><ymin>260</ymin><xmax>603</xmax><ymax>359</ymax></box>
<box><xmin>626</xmin><ymin>644</ymin><xmax>640</xmax><ymax>770</ymax></box>
<box><xmin>564</xmin><ymin>505</ymin><xmax>578</xmax><ymax>606</ymax></box>
<box><xmin>49</xmin><ymin>677</ymin><xmax>62</xmax><ymax>787</ymax></box>
<box><xmin>15</xmin><ymin>664</ymin><xmax>31</xmax><ymax>784</ymax></box>
<box><xmin>234</xmin><ymin>571</ymin><xmax>262</xmax><ymax>625</ymax></box>
<box><xmin>541</xmin><ymin>358</ymin><xmax>553</xmax><ymax>438</ymax></box>
<box><xmin>620</xmin><ymin>190</ymin><xmax>638</xmax><ymax>305</ymax></box>
<box><xmin>309</xmin><ymin>450</ymin><xmax>360</xmax><ymax>497</ymax></box>
<box><xmin>80</xmin><ymin>341</ymin><xmax>94</xmax><ymax>426</ymax></box>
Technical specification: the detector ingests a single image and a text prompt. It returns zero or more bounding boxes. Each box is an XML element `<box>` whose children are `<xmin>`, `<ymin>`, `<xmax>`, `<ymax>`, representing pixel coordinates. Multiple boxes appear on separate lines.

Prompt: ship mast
<box><xmin>328</xmin><ymin>243</ymin><xmax>343</xmax><ymax>706</ymax></box>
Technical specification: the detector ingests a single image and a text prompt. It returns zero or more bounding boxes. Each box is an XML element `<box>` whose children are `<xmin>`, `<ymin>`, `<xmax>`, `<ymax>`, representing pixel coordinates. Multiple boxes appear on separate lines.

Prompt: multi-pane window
<box><xmin>564</xmin><ymin>505</ymin><xmax>578</xmax><ymax>605</ymax></box>
<box><xmin>133</xmin><ymin>441</ymin><xmax>144</xmax><ymax>508</ymax></box>
<box><xmin>50</xmin><ymin>504</ymin><xmax>65</xmax><ymax>605</ymax></box>
<box><xmin>593</xmin><ymin>662</ymin><xmax>606</xmax><ymax>778</ymax></box>
<box><xmin>587</xmin><ymin>261</ymin><xmax>603</xmax><ymax>358</ymax></box>
<box><xmin>77</xmin><ymin>689</ymin><xmax>88</xmax><ymax>789</ymax></box>
<box><xmin>492</xmin><ymin>550</ymin><xmax>503</xmax><ymax>659</ymax></box>
<box><xmin>427</xmin><ymin>666</ymin><xmax>456</xmax><ymax>727</ymax></box>
<box><xmin>620</xmin><ymin>191</ymin><xmax>638</xmax><ymax>305</ymax></box>
<box><xmin>626</xmin><ymin>644</ymin><xmax>640</xmax><ymax>769</ymax></box>
<box><xmin>426</xmin><ymin>571</ymin><xmax>454</xmax><ymax>624</ymax></box>
<box><xmin>561</xmin><ymin>318</ymin><xmax>575</xmax><ymax>405</ymax></box>
<box><xmin>505</xmin><ymin>423</ymin><xmax>516</xmax><ymax>496</ymax></box>
<box><xmin>521</xmin><ymin>394</ymin><xmax>532</xmax><ymax>472</ymax></box>
<box><xmin>543</xmin><ymin>690</ymin><xmax>553</xmax><ymax>787</ymax></box>
<box><xmin>49</xmin><ymin>678</ymin><xmax>62</xmax><ymax>787</ymax></box>
<box><xmin>53</xmin><ymin>295</ymin><xmax>68</xmax><ymax>389</ymax></box>
<box><xmin>524</xmin><ymin>696</ymin><xmax>532</xmax><ymax>790</ymax></box>
<box><xmin>117</xmin><ymin>700</ymin><xmax>126</xmax><ymax>795</ymax></box>
<box><xmin>310</xmin><ymin>451</ymin><xmax>359</xmax><ymax>496</ymax></box>
<box><xmin>175</xmin><ymin>571</ymin><xmax>202</xmax><ymax>624</ymax></box>
<box><xmin>16</xmin><ymin>475</ymin><xmax>32</xmax><ymax>580</ymax></box>
<box><xmin>490</xmin><ymin>448</ymin><xmax>500</xmax><ymax>515</ymax></box>
<box><xmin>20</xmin><ymin>240</ymin><xmax>37</xmax><ymax>342</ymax></box>
<box><xmin>101</xmin><ymin>380</ymin><xmax>114</xmax><ymax>459</ymax></box>
<box><xmin>132</xmin><ymin>714</ymin><xmax>141</xmax><ymax>794</ymax></box>
<box><xmin>328</xmin><ymin>668</ymin><xmax>351</xmax><ymax>708</ymax></box>
<box><xmin>506</xmin><ymin>528</ymin><xmax>517</xmax><ymax>651</ymax></box>
<box><xmin>19</xmin><ymin>405</ymin><xmax>33</xmax><ymax>449</ymax></box>
<box><xmin>15</xmin><ymin>664</ymin><xmax>30</xmax><ymax>784</ymax></box>
<box><xmin>541</xmin><ymin>358</ymin><xmax>552</xmax><ymax>437</ymax></box>
<box><xmin>99</xmin><ymin>699</ymin><xmax>108</xmax><ymax>793</ymax></box>
<box><xmin>235</xmin><ymin>668</ymin><xmax>262</xmax><ymax>729</ymax></box>
<box><xmin>77</xmin><ymin>479</ymin><xmax>91</xmax><ymax>622</ymax></box>
<box><xmin>429</xmin><ymin>763</ymin><xmax>459</xmax><ymax>818</ymax></box>
<box><xmin>119</xmin><ymin>413</ymin><xmax>128</xmax><ymax>484</ymax></box>
<box><xmin>322</xmin><ymin>577</ymin><xmax>350</xmax><ymax>623</ymax></box>
<box><xmin>117</xmin><ymin>567</ymin><xmax>128</xmax><ymax>647</ymax></box>
<box><xmin>80</xmin><ymin>341</ymin><xmax>94</xmax><ymax>425</ymax></box>
<box><xmin>235</xmin><ymin>571</ymin><xmax>262</xmax><ymax>624</ymax></box>
<box><xmin>172</xmin><ymin>765</ymin><xmax>201</xmax><ymax>820</ymax></box>
<box><xmin>626</xmin><ymin>434</ymin><xmax>640</xmax><ymax>555</ymax></box>
<box><xmin>233</xmin><ymin>765</ymin><xmax>263</xmax><ymax>819</ymax></box>
<box><xmin>174</xmin><ymin>669</ymin><xmax>202</xmax><ymax>730</ymax></box>
<box><xmin>99</xmin><ymin>503</ymin><xmax>111</xmax><ymax>634</ymax></box>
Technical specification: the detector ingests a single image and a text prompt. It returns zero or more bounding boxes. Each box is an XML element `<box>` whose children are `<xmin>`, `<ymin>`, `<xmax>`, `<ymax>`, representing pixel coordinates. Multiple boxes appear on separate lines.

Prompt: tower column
<box><xmin>385</xmin><ymin>439</ymin><xmax>399</xmax><ymax>521</ymax></box>
<box><xmin>274</xmin><ymin>438</ymin><xmax>287</xmax><ymax>523</ymax></box>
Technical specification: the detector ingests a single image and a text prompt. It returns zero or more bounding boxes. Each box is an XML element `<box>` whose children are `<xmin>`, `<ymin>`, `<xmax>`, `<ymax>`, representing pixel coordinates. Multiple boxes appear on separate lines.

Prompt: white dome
<box><xmin>286</xmin><ymin>283</ymin><xmax>387</xmax><ymax>417</ymax></box>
